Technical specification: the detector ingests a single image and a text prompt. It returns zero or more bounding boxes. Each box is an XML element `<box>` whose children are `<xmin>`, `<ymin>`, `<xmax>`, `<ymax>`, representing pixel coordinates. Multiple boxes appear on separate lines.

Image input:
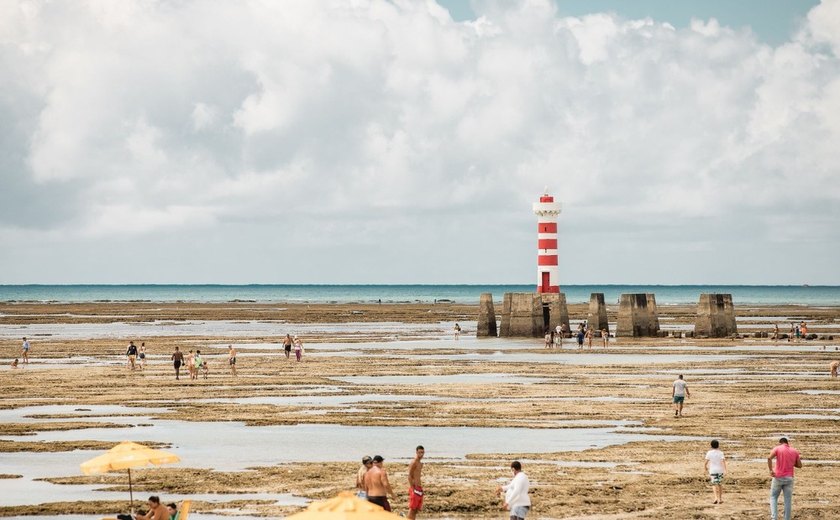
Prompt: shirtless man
<box><xmin>365</xmin><ymin>455</ymin><xmax>396</xmax><ymax>511</ymax></box>
<box><xmin>408</xmin><ymin>445</ymin><xmax>425</xmax><ymax>519</ymax></box>
<box><xmin>134</xmin><ymin>496</ymin><xmax>169</xmax><ymax>520</ymax></box>
<box><xmin>830</xmin><ymin>360</ymin><xmax>839</xmax><ymax>378</ymax></box>
<box><xmin>228</xmin><ymin>345</ymin><xmax>237</xmax><ymax>376</ymax></box>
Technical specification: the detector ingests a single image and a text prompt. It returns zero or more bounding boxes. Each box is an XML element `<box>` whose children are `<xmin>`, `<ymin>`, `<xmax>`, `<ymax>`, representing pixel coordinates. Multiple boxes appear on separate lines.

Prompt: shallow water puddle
<box><xmin>330</xmin><ymin>373</ymin><xmax>548</xmax><ymax>385</ymax></box>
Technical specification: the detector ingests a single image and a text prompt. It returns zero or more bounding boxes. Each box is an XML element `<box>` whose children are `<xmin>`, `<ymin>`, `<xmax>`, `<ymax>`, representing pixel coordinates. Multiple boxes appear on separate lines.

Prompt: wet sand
<box><xmin>1</xmin><ymin>302</ymin><xmax>840</xmax><ymax>519</ymax></box>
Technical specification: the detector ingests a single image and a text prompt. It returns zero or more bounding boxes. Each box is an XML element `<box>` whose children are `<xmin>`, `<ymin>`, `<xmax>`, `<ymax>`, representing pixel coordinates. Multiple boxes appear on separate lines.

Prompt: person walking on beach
<box><xmin>672</xmin><ymin>375</ymin><xmax>690</xmax><ymax>417</ymax></box>
<box><xmin>772</xmin><ymin>324</ymin><xmax>779</xmax><ymax>341</ymax></box>
<box><xmin>704</xmin><ymin>440</ymin><xmax>727</xmax><ymax>504</ymax></box>
<box><xmin>830</xmin><ymin>360</ymin><xmax>839</xmax><ymax>378</ymax></box>
<box><xmin>788</xmin><ymin>323</ymin><xmax>794</xmax><ymax>342</ymax></box>
<box><xmin>293</xmin><ymin>336</ymin><xmax>304</xmax><ymax>362</ymax></box>
<box><xmin>601</xmin><ymin>329</ymin><xmax>608</xmax><ymax>348</ymax></box>
<box><xmin>126</xmin><ymin>341</ymin><xmax>138</xmax><ymax>371</ymax></box>
<box><xmin>408</xmin><ymin>445</ymin><xmax>425</xmax><ymax>519</ymax></box>
<box><xmin>585</xmin><ymin>327</ymin><xmax>593</xmax><ymax>349</ymax></box>
<box><xmin>21</xmin><ymin>337</ymin><xmax>30</xmax><ymax>364</ymax></box>
<box><xmin>496</xmin><ymin>460</ymin><xmax>530</xmax><ymax>520</ymax></box>
<box><xmin>283</xmin><ymin>334</ymin><xmax>293</xmax><ymax>360</ymax></box>
<box><xmin>228</xmin><ymin>345</ymin><xmax>237</xmax><ymax>376</ymax></box>
<box><xmin>187</xmin><ymin>350</ymin><xmax>196</xmax><ymax>380</ymax></box>
<box><xmin>768</xmin><ymin>437</ymin><xmax>802</xmax><ymax>520</ymax></box>
<box><xmin>454</xmin><ymin>323</ymin><xmax>461</xmax><ymax>340</ymax></box>
<box><xmin>139</xmin><ymin>342</ymin><xmax>147</xmax><ymax>370</ymax></box>
<box><xmin>576</xmin><ymin>327</ymin><xmax>584</xmax><ymax>349</ymax></box>
<box><xmin>171</xmin><ymin>347</ymin><xmax>184</xmax><ymax>380</ymax></box>
<box><xmin>800</xmin><ymin>321</ymin><xmax>808</xmax><ymax>339</ymax></box>
<box><xmin>554</xmin><ymin>325</ymin><xmax>562</xmax><ymax>348</ymax></box>
<box><xmin>195</xmin><ymin>350</ymin><xmax>205</xmax><ymax>378</ymax></box>
<box><xmin>544</xmin><ymin>330</ymin><xmax>552</xmax><ymax>349</ymax></box>
<box><xmin>365</xmin><ymin>455</ymin><xmax>396</xmax><ymax>511</ymax></box>
<box><xmin>356</xmin><ymin>456</ymin><xmax>373</xmax><ymax>499</ymax></box>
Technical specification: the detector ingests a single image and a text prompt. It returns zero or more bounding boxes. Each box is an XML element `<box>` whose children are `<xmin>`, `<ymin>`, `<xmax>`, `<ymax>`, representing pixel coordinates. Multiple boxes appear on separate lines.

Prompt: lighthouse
<box><xmin>532</xmin><ymin>188</ymin><xmax>562</xmax><ymax>293</ymax></box>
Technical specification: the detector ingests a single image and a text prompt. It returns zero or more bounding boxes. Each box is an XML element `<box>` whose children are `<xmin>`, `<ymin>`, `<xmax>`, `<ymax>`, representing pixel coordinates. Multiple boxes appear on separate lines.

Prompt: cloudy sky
<box><xmin>1</xmin><ymin>0</ymin><xmax>839</xmax><ymax>285</ymax></box>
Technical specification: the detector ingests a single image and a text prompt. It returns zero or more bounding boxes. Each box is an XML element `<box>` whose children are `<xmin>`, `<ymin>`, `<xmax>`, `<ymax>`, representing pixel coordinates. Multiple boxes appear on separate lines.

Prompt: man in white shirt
<box><xmin>672</xmin><ymin>375</ymin><xmax>690</xmax><ymax>417</ymax></box>
<box><xmin>21</xmin><ymin>337</ymin><xmax>30</xmax><ymax>364</ymax></box>
<box><xmin>496</xmin><ymin>460</ymin><xmax>530</xmax><ymax>520</ymax></box>
<box><xmin>704</xmin><ymin>439</ymin><xmax>727</xmax><ymax>504</ymax></box>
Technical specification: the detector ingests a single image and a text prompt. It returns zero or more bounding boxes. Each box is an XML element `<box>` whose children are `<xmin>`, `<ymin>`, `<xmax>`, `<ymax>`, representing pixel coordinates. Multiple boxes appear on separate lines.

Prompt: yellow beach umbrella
<box><xmin>80</xmin><ymin>441</ymin><xmax>180</xmax><ymax>511</ymax></box>
<box><xmin>286</xmin><ymin>491</ymin><xmax>403</xmax><ymax>519</ymax></box>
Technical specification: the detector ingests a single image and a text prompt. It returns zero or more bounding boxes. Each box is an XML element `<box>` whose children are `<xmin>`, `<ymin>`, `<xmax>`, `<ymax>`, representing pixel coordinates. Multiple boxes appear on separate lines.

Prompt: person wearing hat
<box><xmin>293</xmin><ymin>335</ymin><xmax>304</xmax><ymax>362</ymax></box>
<box><xmin>364</xmin><ymin>455</ymin><xmax>396</xmax><ymax>511</ymax></box>
<box><xmin>355</xmin><ymin>456</ymin><xmax>373</xmax><ymax>499</ymax></box>
<box><xmin>768</xmin><ymin>436</ymin><xmax>802</xmax><ymax>520</ymax></box>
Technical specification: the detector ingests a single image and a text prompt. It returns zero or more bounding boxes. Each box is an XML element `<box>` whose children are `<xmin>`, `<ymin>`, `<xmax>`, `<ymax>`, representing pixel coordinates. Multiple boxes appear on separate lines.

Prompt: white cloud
<box><xmin>1</xmin><ymin>0</ymin><xmax>839</xmax><ymax>283</ymax></box>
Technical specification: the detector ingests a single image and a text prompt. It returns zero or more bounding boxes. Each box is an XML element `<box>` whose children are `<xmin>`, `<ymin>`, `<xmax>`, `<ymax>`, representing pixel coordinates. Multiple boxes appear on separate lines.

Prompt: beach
<box><xmin>2</xmin><ymin>301</ymin><xmax>840</xmax><ymax>519</ymax></box>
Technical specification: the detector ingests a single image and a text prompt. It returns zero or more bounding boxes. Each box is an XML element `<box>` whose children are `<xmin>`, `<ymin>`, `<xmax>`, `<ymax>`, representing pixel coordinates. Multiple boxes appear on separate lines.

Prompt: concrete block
<box><xmin>616</xmin><ymin>293</ymin><xmax>660</xmax><ymax>337</ymax></box>
<box><xmin>477</xmin><ymin>293</ymin><xmax>498</xmax><ymax>337</ymax></box>
<box><xmin>694</xmin><ymin>293</ymin><xmax>738</xmax><ymax>338</ymax></box>
<box><xmin>541</xmin><ymin>292</ymin><xmax>570</xmax><ymax>334</ymax></box>
<box><xmin>499</xmin><ymin>292</ymin><xmax>544</xmax><ymax>338</ymax></box>
<box><xmin>587</xmin><ymin>293</ymin><xmax>609</xmax><ymax>333</ymax></box>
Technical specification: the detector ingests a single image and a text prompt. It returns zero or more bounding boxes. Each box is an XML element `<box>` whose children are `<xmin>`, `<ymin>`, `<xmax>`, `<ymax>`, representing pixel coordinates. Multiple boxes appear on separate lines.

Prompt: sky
<box><xmin>1</xmin><ymin>0</ymin><xmax>839</xmax><ymax>285</ymax></box>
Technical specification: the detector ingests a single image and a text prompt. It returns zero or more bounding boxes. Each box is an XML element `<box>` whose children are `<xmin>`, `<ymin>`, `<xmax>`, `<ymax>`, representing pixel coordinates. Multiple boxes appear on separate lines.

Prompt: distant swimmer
<box><xmin>830</xmin><ymin>361</ymin><xmax>839</xmax><ymax>378</ymax></box>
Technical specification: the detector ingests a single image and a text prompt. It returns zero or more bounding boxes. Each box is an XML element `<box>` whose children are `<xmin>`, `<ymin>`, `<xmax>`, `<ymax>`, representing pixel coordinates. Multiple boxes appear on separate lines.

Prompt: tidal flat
<box><xmin>1</xmin><ymin>302</ymin><xmax>840</xmax><ymax>519</ymax></box>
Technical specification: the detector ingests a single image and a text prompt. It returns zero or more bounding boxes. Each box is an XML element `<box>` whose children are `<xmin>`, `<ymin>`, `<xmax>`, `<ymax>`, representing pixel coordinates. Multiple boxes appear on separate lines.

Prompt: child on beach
<box><xmin>704</xmin><ymin>440</ymin><xmax>727</xmax><ymax>504</ymax></box>
<box><xmin>10</xmin><ymin>358</ymin><xmax>19</xmax><ymax>369</ymax></box>
<box><xmin>601</xmin><ymin>329</ymin><xmax>608</xmax><ymax>348</ymax></box>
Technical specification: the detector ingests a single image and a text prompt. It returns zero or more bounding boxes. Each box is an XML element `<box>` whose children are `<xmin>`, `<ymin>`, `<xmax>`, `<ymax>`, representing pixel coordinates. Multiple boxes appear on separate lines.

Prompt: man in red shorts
<box><xmin>408</xmin><ymin>445</ymin><xmax>425</xmax><ymax>518</ymax></box>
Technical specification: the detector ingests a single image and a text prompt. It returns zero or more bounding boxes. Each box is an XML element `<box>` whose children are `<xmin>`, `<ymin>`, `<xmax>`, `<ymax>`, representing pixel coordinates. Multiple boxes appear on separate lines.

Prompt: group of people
<box><xmin>679</xmin><ymin>375</ymin><xmax>804</xmax><ymax>519</ymax></box>
<box><xmin>353</xmin><ymin>447</ymin><xmax>531</xmax><ymax>520</ymax></box>
<box><xmin>543</xmin><ymin>323</ymin><xmax>609</xmax><ymax>349</ymax></box>
<box><xmin>354</xmin><ymin>448</ymin><xmax>424</xmax><ymax>518</ymax></box>
<box><xmin>282</xmin><ymin>334</ymin><xmax>305</xmax><ymax>361</ymax></box>
<box><xmin>119</xmin><ymin>496</ymin><xmax>182</xmax><ymax>520</ymax></box>
<box><xmin>118</xmin><ymin>333</ymin><xmax>309</xmax><ymax>381</ymax></box>
<box><xmin>700</xmin><ymin>437</ymin><xmax>802</xmax><ymax>520</ymax></box>
<box><xmin>771</xmin><ymin>321</ymin><xmax>811</xmax><ymax>341</ymax></box>
<box><xmin>169</xmin><ymin>346</ymin><xmax>212</xmax><ymax>380</ymax></box>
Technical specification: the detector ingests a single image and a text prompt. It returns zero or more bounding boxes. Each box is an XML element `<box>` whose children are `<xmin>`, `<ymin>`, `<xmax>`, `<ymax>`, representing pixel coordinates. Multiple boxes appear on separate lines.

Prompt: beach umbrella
<box><xmin>80</xmin><ymin>441</ymin><xmax>180</xmax><ymax>512</ymax></box>
<box><xmin>286</xmin><ymin>491</ymin><xmax>403</xmax><ymax>519</ymax></box>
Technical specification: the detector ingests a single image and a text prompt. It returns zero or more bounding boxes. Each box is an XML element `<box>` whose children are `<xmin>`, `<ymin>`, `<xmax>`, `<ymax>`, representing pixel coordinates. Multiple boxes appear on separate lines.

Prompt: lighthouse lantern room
<box><xmin>532</xmin><ymin>188</ymin><xmax>562</xmax><ymax>294</ymax></box>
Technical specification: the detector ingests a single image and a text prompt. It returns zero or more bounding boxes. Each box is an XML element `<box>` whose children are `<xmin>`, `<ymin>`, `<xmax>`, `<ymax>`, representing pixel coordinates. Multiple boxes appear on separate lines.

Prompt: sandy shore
<box><xmin>1</xmin><ymin>302</ymin><xmax>840</xmax><ymax>519</ymax></box>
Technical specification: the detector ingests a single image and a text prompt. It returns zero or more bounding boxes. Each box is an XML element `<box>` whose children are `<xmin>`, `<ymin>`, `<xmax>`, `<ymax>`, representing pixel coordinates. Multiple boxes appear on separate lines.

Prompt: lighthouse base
<box><xmin>487</xmin><ymin>292</ymin><xmax>569</xmax><ymax>338</ymax></box>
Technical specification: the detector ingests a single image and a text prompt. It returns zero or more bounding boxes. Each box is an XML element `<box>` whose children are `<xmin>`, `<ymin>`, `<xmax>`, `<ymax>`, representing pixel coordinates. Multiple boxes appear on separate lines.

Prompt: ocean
<box><xmin>0</xmin><ymin>285</ymin><xmax>838</xmax><ymax>305</ymax></box>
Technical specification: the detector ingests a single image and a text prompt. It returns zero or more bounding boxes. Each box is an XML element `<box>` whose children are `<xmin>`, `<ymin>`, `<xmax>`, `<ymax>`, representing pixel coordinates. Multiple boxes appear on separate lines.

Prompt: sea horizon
<box><xmin>1</xmin><ymin>284</ymin><xmax>838</xmax><ymax>305</ymax></box>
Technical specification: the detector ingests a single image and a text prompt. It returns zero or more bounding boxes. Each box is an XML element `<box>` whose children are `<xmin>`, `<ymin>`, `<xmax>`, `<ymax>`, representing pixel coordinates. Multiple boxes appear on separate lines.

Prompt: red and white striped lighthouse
<box><xmin>532</xmin><ymin>188</ymin><xmax>562</xmax><ymax>293</ymax></box>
